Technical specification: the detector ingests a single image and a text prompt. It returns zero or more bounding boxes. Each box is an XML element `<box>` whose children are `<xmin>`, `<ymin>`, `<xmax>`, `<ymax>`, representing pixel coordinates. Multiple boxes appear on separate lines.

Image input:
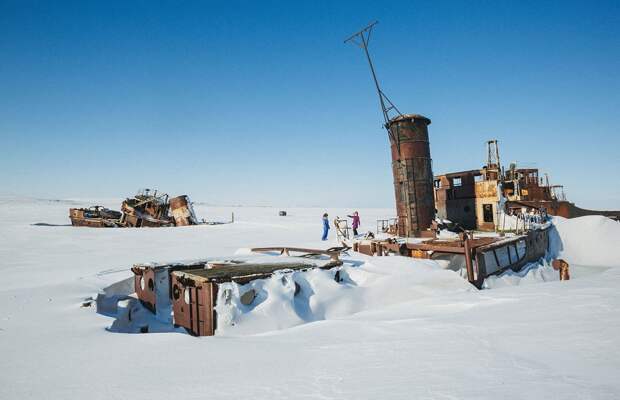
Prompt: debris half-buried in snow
<box><xmin>126</xmin><ymin>251</ymin><xmax>345</xmax><ymax>336</ymax></box>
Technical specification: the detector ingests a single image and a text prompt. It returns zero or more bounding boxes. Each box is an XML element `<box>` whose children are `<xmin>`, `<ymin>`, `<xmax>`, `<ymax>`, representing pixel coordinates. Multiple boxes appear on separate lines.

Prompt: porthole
<box><xmin>172</xmin><ymin>284</ymin><xmax>181</xmax><ymax>300</ymax></box>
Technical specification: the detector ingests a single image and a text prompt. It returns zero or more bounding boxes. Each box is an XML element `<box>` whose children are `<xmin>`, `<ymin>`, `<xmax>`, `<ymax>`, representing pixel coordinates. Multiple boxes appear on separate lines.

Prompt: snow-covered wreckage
<box><xmin>70</xmin><ymin>188</ymin><xmax>200</xmax><ymax>228</ymax></box>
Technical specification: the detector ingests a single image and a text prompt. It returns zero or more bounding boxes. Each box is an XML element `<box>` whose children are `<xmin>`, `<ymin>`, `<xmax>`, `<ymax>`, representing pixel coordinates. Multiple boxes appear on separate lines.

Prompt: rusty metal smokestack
<box><xmin>387</xmin><ymin>114</ymin><xmax>435</xmax><ymax>236</ymax></box>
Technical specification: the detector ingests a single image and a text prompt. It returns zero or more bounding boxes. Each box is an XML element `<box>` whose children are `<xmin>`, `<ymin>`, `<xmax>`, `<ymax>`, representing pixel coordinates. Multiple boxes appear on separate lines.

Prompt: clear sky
<box><xmin>1</xmin><ymin>0</ymin><xmax>619</xmax><ymax>209</ymax></box>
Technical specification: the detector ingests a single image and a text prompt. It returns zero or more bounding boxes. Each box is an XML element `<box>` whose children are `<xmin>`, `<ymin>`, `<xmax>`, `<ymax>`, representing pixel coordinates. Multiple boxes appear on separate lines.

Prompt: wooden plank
<box><xmin>175</xmin><ymin>260</ymin><xmax>342</xmax><ymax>284</ymax></box>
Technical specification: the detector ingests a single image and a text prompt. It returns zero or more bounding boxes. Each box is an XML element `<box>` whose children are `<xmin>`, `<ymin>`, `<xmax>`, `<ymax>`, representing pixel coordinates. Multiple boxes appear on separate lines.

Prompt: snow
<box><xmin>552</xmin><ymin>215</ymin><xmax>620</xmax><ymax>267</ymax></box>
<box><xmin>1</xmin><ymin>197</ymin><xmax>619</xmax><ymax>399</ymax></box>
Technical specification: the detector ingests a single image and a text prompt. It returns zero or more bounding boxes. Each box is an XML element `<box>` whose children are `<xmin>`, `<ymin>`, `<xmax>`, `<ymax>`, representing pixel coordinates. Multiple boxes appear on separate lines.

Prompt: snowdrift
<box><xmin>552</xmin><ymin>215</ymin><xmax>620</xmax><ymax>267</ymax></box>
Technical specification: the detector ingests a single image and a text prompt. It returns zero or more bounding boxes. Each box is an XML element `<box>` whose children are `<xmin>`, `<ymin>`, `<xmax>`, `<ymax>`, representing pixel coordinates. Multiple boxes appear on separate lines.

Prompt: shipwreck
<box><xmin>344</xmin><ymin>22</ymin><xmax>585</xmax><ymax>288</ymax></box>
<box><xmin>434</xmin><ymin>139</ymin><xmax>620</xmax><ymax>231</ymax></box>
<box><xmin>69</xmin><ymin>189</ymin><xmax>200</xmax><ymax>228</ymax></box>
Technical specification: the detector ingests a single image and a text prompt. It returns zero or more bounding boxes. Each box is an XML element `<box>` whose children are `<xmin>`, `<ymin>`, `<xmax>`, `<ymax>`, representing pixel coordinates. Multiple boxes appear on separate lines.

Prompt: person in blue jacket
<box><xmin>321</xmin><ymin>213</ymin><xmax>330</xmax><ymax>240</ymax></box>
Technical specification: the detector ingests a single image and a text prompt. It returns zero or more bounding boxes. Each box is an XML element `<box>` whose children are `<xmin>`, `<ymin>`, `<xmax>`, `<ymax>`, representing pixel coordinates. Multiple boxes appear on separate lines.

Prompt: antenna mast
<box><xmin>345</xmin><ymin>21</ymin><xmax>403</xmax><ymax>136</ymax></box>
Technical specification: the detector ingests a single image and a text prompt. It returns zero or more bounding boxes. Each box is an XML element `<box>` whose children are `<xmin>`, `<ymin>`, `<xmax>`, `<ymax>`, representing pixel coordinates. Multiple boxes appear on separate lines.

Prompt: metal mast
<box><xmin>345</xmin><ymin>22</ymin><xmax>421</xmax><ymax>237</ymax></box>
<box><xmin>344</xmin><ymin>21</ymin><xmax>403</xmax><ymax>141</ymax></box>
<box><xmin>486</xmin><ymin>139</ymin><xmax>502</xmax><ymax>179</ymax></box>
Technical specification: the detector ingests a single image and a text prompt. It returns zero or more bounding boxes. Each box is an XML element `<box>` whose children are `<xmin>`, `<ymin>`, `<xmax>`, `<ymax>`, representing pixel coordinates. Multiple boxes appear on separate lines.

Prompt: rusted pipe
<box><xmin>463</xmin><ymin>232</ymin><xmax>475</xmax><ymax>284</ymax></box>
<box><xmin>552</xmin><ymin>259</ymin><xmax>570</xmax><ymax>281</ymax></box>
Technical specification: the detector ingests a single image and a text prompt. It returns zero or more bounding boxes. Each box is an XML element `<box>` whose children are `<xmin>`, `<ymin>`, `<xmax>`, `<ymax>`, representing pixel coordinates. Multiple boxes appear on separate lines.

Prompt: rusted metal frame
<box><xmin>471</xmin><ymin>232</ymin><xmax>548</xmax><ymax>286</ymax></box>
<box><xmin>492</xmin><ymin>248</ymin><xmax>501</xmax><ymax>269</ymax></box>
<box><xmin>251</xmin><ymin>247</ymin><xmax>342</xmax><ymax>261</ymax></box>
<box><xmin>474</xmin><ymin>235</ymin><xmax>524</xmax><ymax>254</ymax></box>
<box><xmin>344</xmin><ymin>20</ymin><xmax>402</xmax><ymax>129</ymax></box>
<box><xmin>513</xmin><ymin>242</ymin><xmax>520</xmax><ymax>263</ymax></box>
<box><xmin>475</xmin><ymin>246</ymin><xmax>524</xmax><ymax>282</ymax></box>
<box><xmin>405</xmin><ymin>237</ymin><xmax>501</xmax><ymax>253</ymax></box>
<box><xmin>406</xmin><ymin>243</ymin><xmax>467</xmax><ymax>254</ymax></box>
<box><xmin>176</xmin><ymin>261</ymin><xmax>343</xmax><ymax>285</ymax></box>
<box><xmin>463</xmin><ymin>234</ymin><xmax>476</xmax><ymax>285</ymax></box>
<box><xmin>422</xmin><ymin>237</ymin><xmax>498</xmax><ymax>248</ymax></box>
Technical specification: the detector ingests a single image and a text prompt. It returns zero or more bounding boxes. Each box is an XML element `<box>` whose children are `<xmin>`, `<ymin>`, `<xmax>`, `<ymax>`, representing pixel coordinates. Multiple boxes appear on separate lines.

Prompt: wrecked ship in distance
<box><xmin>69</xmin><ymin>188</ymin><xmax>200</xmax><ymax>228</ymax></box>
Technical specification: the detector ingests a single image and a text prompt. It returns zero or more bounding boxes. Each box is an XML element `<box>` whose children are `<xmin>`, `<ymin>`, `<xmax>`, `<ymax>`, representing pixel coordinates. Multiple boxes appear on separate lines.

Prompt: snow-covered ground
<box><xmin>1</xmin><ymin>197</ymin><xmax>619</xmax><ymax>399</ymax></box>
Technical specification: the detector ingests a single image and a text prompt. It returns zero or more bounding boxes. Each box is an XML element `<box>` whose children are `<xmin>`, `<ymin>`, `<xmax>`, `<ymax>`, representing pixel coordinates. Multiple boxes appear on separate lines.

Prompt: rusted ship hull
<box><xmin>70</xmin><ymin>217</ymin><xmax>117</xmax><ymax>227</ymax></box>
<box><xmin>354</xmin><ymin>225</ymin><xmax>550</xmax><ymax>289</ymax></box>
<box><xmin>471</xmin><ymin>226</ymin><xmax>549</xmax><ymax>287</ymax></box>
<box><xmin>69</xmin><ymin>207</ymin><xmax>121</xmax><ymax>227</ymax></box>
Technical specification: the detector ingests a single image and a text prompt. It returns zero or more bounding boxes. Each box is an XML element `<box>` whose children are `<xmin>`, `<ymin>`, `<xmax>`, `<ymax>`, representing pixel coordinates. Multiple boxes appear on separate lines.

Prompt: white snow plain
<box><xmin>0</xmin><ymin>197</ymin><xmax>619</xmax><ymax>399</ymax></box>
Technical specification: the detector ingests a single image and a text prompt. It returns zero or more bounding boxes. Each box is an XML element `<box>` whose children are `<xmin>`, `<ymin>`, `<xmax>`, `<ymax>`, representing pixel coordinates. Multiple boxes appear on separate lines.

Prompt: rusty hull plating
<box><xmin>169</xmin><ymin>195</ymin><xmax>199</xmax><ymax>226</ymax></box>
<box><xmin>69</xmin><ymin>206</ymin><xmax>122</xmax><ymax>227</ymax></box>
<box><xmin>353</xmin><ymin>225</ymin><xmax>550</xmax><ymax>289</ymax></box>
<box><xmin>387</xmin><ymin>114</ymin><xmax>435</xmax><ymax>237</ymax></box>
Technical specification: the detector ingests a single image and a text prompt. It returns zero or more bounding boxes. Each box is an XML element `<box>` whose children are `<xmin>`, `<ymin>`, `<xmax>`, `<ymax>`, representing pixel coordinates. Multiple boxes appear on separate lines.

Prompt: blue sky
<box><xmin>1</xmin><ymin>0</ymin><xmax>618</xmax><ymax>209</ymax></box>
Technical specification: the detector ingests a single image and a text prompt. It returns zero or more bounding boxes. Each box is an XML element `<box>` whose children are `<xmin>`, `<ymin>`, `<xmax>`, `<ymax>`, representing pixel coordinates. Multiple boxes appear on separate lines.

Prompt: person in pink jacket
<box><xmin>348</xmin><ymin>211</ymin><xmax>361</xmax><ymax>236</ymax></box>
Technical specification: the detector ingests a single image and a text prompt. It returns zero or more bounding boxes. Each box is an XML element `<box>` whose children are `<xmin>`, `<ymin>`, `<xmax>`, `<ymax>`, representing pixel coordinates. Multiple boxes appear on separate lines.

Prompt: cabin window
<box><xmin>434</xmin><ymin>179</ymin><xmax>441</xmax><ymax>188</ymax></box>
<box><xmin>502</xmin><ymin>182</ymin><xmax>515</xmax><ymax>197</ymax></box>
<box><xmin>474</xmin><ymin>175</ymin><xmax>483</xmax><ymax>182</ymax></box>
<box><xmin>483</xmin><ymin>204</ymin><xmax>494</xmax><ymax>223</ymax></box>
<box><xmin>452</xmin><ymin>177</ymin><xmax>462</xmax><ymax>187</ymax></box>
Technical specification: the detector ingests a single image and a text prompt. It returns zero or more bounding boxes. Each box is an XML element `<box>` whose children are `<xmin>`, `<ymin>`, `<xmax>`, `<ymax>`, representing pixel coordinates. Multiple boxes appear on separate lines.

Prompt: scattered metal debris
<box><xmin>250</xmin><ymin>246</ymin><xmax>347</xmax><ymax>261</ymax></box>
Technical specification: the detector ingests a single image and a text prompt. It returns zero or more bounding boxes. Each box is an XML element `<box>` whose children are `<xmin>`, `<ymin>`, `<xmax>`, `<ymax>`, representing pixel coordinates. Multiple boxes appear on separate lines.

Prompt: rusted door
<box><xmin>171</xmin><ymin>275</ymin><xmax>191</xmax><ymax>330</ymax></box>
<box><xmin>195</xmin><ymin>283</ymin><xmax>216</xmax><ymax>336</ymax></box>
<box><xmin>171</xmin><ymin>276</ymin><xmax>217</xmax><ymax>336</ymax></box>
